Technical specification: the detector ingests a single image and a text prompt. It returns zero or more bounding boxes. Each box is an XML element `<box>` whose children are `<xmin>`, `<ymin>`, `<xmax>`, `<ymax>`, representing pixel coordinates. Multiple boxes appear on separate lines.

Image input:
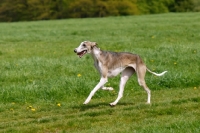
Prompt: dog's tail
<box><xmin>146</xmin><ymin>68</ymin><xmax>167</xmax><ymax>76</ymax></box>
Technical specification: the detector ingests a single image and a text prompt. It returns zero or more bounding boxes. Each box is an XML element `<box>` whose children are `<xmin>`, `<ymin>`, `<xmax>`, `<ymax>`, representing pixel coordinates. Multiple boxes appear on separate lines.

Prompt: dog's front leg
<box><xmin>110</xmin><ymin>67</ymin><xmax>134</xmax><ymax>106</ymax></box>
<box><xmin>83</xmin><ymin>77</ymin><xmax>108</xmax><ymax>104</ymax></box>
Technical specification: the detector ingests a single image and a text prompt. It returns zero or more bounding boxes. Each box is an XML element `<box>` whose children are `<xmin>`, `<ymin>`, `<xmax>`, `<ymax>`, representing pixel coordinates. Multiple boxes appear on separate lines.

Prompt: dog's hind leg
<box><xmin>110</xmin><ymin>67</ymin><xmax>135</xmax><ymax>106</ymax></box>
<box><xmin>84</xmin><ymin>77</ymin><xmax>108</xmax><ymax>104</ymax></box>
<box><xmin>137</xmin><ymin>65</ymin><xmax>151</xmax><ymax>104</ymax></box>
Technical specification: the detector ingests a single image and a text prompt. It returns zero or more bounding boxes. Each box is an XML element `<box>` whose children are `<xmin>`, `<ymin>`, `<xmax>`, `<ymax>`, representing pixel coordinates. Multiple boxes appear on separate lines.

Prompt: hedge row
<box><xmin>0</xmin><ymin>0</ymin><xmax>199</xmax><ymax>22</ymax></box>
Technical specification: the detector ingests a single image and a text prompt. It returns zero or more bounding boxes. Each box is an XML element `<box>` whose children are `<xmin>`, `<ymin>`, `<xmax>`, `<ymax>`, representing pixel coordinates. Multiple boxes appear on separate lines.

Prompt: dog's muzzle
<box><xmin>74</xmin><ymin>49</ymin><xmax>87</xmax><ymax>58</ymax></box>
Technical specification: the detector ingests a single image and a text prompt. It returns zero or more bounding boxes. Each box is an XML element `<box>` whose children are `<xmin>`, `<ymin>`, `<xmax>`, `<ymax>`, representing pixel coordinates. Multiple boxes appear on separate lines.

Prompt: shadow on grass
<box><xmin>72</xmin><ymin>102</ymin><xmax>136</xmax><ymax>111</ymax></box>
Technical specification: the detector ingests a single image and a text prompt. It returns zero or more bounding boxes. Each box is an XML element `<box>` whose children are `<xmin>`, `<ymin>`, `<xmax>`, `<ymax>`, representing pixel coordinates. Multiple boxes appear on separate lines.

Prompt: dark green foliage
<box><xmin>137</xmin><ymin>0</ymin><xmax>174</xmax><ymax>14</ymax></box>
<box><xmin>0</xmin><ymin>0</ymin><xmax>199</xmax><ymax>22</ymax></box>
<box><xmin>169</xmin><ymin>0</ymin><xmax>194</xmax><ymax>12</ymax></box>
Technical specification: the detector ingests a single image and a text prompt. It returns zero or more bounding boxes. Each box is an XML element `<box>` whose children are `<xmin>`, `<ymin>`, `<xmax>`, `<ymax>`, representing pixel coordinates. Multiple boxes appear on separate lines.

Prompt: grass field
<box><xmin>0</xmin><ymin>12</ymin><xmax>200</xmax><ymax>132</ymax></box>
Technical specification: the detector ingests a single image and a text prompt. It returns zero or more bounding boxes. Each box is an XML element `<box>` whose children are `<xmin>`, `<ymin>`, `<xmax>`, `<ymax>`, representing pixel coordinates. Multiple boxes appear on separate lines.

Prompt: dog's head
<box><xmin>74</xmin><ymin>41</ymin><xmax>97</xmax><ymax>58</ymax></box>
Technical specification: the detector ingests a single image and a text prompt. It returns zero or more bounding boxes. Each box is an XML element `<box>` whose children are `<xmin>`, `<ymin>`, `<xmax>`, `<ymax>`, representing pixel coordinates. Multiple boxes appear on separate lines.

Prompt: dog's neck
<box><xmin>91</xmin><ymin>46</ymin><xmax>101</xmax><ymax>61</ymax></box>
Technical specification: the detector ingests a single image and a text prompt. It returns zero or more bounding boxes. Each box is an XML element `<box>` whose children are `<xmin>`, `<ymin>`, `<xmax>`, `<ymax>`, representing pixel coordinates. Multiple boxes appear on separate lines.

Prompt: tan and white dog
<box><xmin>74</xmin><ymin>41</ymin><xmax>167</xmax><ymax>106</ymax></box>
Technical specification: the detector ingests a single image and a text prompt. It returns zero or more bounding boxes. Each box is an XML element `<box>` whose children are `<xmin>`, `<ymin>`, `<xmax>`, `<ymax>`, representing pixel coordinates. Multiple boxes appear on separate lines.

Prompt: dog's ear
<box><xmin>91</xmin><ymin>42</ymin><xmax>97</xmax><ymax>47</ymax></box>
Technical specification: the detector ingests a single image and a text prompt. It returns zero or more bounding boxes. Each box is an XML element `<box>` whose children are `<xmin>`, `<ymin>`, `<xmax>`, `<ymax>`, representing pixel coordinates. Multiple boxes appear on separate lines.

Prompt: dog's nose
<box><xmin>74</xmin><ymin>49</ymin><xmax>77</xmax><ymax>53</ymax></box>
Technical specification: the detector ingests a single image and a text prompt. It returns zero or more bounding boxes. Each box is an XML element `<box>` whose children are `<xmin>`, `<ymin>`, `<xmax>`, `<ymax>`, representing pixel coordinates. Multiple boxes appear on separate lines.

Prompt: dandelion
<box><xmin>12</xmin><ymin>102</ymin><xmax>15</xmax><ymax>105</ymax></box>
<box><xmin>31</xmin><ymin>108</ymin><xmax>36</xmax><ymax>111</ymax></box>
<box><xmin>77</xmin><ymin>74</ymin><xmax>81</xmax><ymax>77</ymax></box>
<box><xmin>174</xmin><ymin>62</ymin><xmax>177</xmax><ymax>65</ymax></box>
<box><xmin>57</xmin><ymin>103</ymin><xmax>61</xmax><ymax>107</ymax></box>
<box><xmin>194</xmin><ymin>87</ymin><xmax>197</xmax><ymax>90</ymax></box>
<box><xmin>27</xmin><ymin>105</ymin><xmax>36</xmax><ymax>111</ymax></box>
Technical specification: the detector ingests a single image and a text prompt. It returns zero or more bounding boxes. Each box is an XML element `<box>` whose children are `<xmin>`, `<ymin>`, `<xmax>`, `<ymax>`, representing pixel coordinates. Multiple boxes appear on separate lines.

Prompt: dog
<box><xmin>74</xmin><ymin>41</ymin><xmax>167</xmax><ymax>106</ymax></box>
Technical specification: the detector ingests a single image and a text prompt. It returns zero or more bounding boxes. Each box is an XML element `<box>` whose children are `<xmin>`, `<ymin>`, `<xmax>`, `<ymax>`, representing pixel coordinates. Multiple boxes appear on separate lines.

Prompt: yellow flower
<box><xmin>31</xmin><ymin>108</ymin><xmax>36</xmax><ymax>111</ymax></box>
<box><xmin>194</xmin><ymin>87</ymin><xmax>197</xmax><ymax>90</ymax></box>
<box><xmin>174</xmin><ymin>62</ymin><xmax>177</xmax><ymax>65</ymax></box>
<box><xmin>10</xmin><ymin>108</ymin><xmax>14</xmax><ymax>111</ymax></box>
<box><xmin>77</xmin><ymin>74</ymin><xmax>81</xmax><ymax>77</ymax></box>
<box><xmin>57</xmin><ymin>103</ymin><xmax>61</xmax><ymax>107</ymax></box>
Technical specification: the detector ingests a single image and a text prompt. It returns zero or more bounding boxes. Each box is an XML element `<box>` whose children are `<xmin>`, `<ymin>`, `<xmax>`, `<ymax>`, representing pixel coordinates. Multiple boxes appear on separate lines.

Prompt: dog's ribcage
<box><xmin>93</xmin><ymin>51</ymin><xmax>138</xmax><ymax>78</ymax></box>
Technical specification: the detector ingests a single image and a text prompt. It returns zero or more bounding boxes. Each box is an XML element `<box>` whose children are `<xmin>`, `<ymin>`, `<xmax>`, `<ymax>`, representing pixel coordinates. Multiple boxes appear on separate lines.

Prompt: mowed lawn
<box><xmin>0</xmin><ymin>13</ymin><xmax>200</xmax><ymax>132</ymax></box>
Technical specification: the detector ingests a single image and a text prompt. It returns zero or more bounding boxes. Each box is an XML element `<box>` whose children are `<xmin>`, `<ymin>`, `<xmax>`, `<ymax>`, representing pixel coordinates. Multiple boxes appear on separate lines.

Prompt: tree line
<box><xmin>0</xmin><ymin>0</ymin><xmax>199</xmax><ymax>22</ymax></box>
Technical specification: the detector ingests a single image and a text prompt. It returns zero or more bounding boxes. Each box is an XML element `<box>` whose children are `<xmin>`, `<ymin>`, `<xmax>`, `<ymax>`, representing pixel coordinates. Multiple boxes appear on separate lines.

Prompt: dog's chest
<box><xmin>107</xmin><ymin>67</ymin><xmax>125</xmax><ymax>77</ymax></box>
<box><xmin>97</xmin><ymin>62</ymin><xmax>123</xmax><ymax>77</ymax></box>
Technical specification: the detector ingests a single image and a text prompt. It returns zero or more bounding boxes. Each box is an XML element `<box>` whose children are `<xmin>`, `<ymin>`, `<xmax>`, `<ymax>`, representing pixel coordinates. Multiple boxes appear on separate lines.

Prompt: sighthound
<box><xmin>74</xmin><ymin>41</ymin><xmax>167</xmax><ymax>106</ymax></box>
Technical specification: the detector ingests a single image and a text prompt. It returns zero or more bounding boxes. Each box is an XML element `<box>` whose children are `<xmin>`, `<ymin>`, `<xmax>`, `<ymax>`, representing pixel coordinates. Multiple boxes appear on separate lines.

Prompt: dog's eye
<box><xmin>82</xmin><ymin>44</ymin><xmax>86</xmax><ymax>47</ymax></box>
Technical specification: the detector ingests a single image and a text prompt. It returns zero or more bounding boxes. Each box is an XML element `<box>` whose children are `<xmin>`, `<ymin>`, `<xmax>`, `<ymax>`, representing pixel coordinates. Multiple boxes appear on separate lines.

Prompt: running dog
<box><xmin>74</xmin><ymin>41</ymin><xmax>167</xmax><ymax>106</ymax></box>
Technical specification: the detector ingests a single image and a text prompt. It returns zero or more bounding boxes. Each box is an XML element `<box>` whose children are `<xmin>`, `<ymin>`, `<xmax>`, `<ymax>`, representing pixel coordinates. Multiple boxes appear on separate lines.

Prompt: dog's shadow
<box><xmin>72</xmin><ymin>102</ymin><xmax>108</xmax><ymax>111</ymax></box>
<box><xmin>72</xmin><ymin>102</ymin><xmax>135</xmax><ymax>112</ymax></box>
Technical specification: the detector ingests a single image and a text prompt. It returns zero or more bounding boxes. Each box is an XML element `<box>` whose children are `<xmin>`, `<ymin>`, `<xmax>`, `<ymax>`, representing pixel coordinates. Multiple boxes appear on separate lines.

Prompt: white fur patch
<box><xmin>107</xmin><ymin>67</ymin><xmax>125</xmax><ymax>77</ymax></box>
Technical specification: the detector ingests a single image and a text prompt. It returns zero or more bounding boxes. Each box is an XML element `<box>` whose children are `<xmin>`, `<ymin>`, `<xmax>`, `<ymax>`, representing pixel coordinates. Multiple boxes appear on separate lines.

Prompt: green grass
<box><xmin>0</xmin><ymin>12</ymin><xmax>200</xmax><ymax>132</ymax></box>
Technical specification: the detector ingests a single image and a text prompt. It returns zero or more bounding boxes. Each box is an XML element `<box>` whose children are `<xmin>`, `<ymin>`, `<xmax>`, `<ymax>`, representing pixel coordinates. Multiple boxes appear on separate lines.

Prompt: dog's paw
<box><xmin>83</xmin><ymin>100</ymin><xmax>89</xmax><ymax>105</ymax></box>
<box><xmin>83</xmin><ymin>99</ymin><xmax>90</xmax><ymax>105</ymax></box>
<box><xmin>83</xmin><ymin>102</ymin><xmax>88</xmax><ymax>105</ymax></box>
<box><xmin>109</xmin><ymin>102</ymin><xmax>116</xmax><ymax>107</ymax></box>
<box><xmin>102</xmin><ymin>87</ymin><xmax>114</xmax><ymax>91</ymax></box>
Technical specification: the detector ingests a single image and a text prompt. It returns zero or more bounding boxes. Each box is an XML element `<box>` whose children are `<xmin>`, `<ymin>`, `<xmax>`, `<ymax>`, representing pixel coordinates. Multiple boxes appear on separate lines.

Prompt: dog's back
<box><xmin>98</xmin><ymin>50</ymin><xmax>144</xmax><ymax>70</ymax></box>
